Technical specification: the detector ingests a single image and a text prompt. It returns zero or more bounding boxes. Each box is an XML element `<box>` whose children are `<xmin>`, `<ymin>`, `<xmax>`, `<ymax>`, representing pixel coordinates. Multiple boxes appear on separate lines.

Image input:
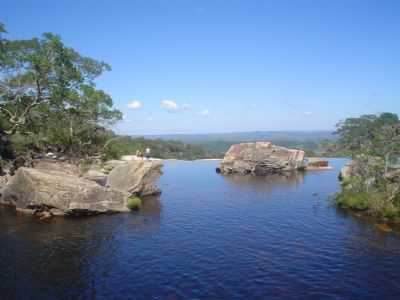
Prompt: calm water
<box><xmin>1</xmin><ymin>158</ymin><xmax>400</xmax><ymax>299</ymax></box>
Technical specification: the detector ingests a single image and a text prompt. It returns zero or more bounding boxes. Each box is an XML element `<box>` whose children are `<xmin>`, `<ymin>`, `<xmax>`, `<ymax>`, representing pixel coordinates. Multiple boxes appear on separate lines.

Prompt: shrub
<box><xmin>335</xmin><ymin>191</ymin><xmax>370</xmax><ymax>211</ymax></box>
<box><xmin>127</xmin><ymin>196</ymin><xmax>142</xmax><ymax>210</ymax></box>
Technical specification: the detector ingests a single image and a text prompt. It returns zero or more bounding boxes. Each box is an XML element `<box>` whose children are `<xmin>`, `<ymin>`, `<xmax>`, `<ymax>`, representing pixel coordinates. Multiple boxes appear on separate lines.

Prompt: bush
<box><xmin>127</xmin><ymin>196</ymin><xmax>142</xmax><ymax>210</ymax></box>
<box><xmin>335</xmin><ymin>191</ymin><xmax>370</xmax><ymax>211</ymax></box>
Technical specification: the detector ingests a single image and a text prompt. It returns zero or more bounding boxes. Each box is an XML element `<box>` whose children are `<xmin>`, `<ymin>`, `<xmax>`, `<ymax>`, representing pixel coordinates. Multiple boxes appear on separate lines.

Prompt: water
<box><xmin>1</xmin><ymin>158</ymin><xmax>400</xmax><ymax>299</ymax></box>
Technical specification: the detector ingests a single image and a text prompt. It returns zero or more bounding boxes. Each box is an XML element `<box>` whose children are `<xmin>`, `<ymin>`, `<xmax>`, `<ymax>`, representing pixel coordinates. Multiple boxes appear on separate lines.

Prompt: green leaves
<box><xmin>0</xmin><ymin>23</ymin><xmax>122</xmax><ymax>157</ymax></box>
<box><xmin>335</xmin><ymin>113</ymin><xmax>400</xmax><ymax>159</ymax></box>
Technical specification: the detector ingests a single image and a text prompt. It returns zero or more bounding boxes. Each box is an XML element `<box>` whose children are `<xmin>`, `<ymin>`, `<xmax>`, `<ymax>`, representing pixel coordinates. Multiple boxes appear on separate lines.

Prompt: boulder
<box><xmin>107</xmin><ymin>160</ymin><xmax>163</xmax><ymax>196</ymax></box>
<box><xmin>102</xmin><ymin>160</ymin><xmax>127</xmax><ymax>173</ymax></box>
<box><xmin>306</xmin><ymin>158</ymin><xmax>331</xmax><ymax>170</ymax></box>
<box><xmin>339</xmin><ymin>163</ymin><xmax>354</xmax><ymax>181</ymax></box>
<box><xmin>0</xmin><ymin>167</ymin><xmax>129</xmax><ymax>214</ymax></box>
<box><xmin>121</xmin><ymin>155</ymin><xmax>139</xmax><ymax>161</ymax></box>
<box><xmin>34</xmin><ymin>159</ymin><xmax>80</xmax><ymax>176</ymax></box>
<box><xmin>218</xmin><ymin>142</ymin><xmax>305</xmax><ymax>175</ymax></box>
<box><xmin>0</xmin><ymin>174</ymin><xmax>10</xmax><ymax>189</ymax></box>
<box><xmin>82</xmin><ymin>170</ymin><xmax>108</xmax><ymax>186</ymax></box>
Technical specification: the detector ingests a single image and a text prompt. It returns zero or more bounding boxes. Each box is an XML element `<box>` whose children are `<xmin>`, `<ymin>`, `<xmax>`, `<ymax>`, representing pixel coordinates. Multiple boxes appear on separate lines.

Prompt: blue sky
<box><xmin>2</xmin><ymin>0</ymin><xmax>400</xmax><ymax>134</ymax></box>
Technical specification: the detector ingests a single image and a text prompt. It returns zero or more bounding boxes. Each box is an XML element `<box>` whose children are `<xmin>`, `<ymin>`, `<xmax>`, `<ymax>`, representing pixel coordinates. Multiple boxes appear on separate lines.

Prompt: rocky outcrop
<box><xmin>217</xmin><ymin>142</ymin><xmax>305</xmax><ymax>175</ymax></box>
<box><xmin>0</xmin><ymin>167</ymin><xmax>129</xmax><ymax>215</ymax></box>
<box><xmin>34</xmin><ymin>159</ymin><xmax>80</xmax><ymax>176</ymax></box>
<box><xmin>82</xmin><ymin>170</ymin><xmax>108</xmax><ymax>186</ymax></box>
<box><xmin>306</xmin><ymin>158</ymin><xmax>331</xmax><ymax>170</ymax></box>
<box><xmin>0</xmin><ymin>158</ymin><xmax>164</xmax><ymax>216</ymax></box>
<box><xmin>339</xmin><ymin>162</ymin><xmax>355</xmax><ymax>181</ymax></box>
<box><xmin>107</xmin><ymin>160</ymin><xmax>163</xmax><ymax>196</ymax></box>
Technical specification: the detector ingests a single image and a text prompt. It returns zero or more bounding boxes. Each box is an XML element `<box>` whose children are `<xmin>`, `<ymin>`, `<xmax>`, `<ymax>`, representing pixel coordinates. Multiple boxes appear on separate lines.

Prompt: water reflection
<box><xmin>0</xmin><ymin>196</ymin><xmax>163</xmax><ymax>299</ymax></box>
<box><xmin>2</xmin><ymin>159</ymin><xmax>400</xmax><ymax>299</ymax></box>
<box><xmin>221</xmin><ymin>171</ymin><xmax>305</xmax><ymax>193</ymax></box>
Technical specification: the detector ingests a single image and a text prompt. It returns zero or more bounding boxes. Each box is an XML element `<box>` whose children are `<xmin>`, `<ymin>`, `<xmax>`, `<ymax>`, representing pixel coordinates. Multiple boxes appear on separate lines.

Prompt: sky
<box><xmin>2</xmin><ymin>0</ymin><xmax>400</xmax><ymax>134</ymax></box>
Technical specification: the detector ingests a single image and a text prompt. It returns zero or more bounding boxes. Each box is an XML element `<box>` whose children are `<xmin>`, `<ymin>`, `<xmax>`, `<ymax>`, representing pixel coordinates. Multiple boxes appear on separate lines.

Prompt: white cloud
<box><xmin>304</xmin><ymin>111</ymin><xmax>313</xmax><ymax>116</ymax></box>
<box><xmin>199</xmin><ymin>109</ymin><xmax>210</xmax><ymax>117</ymax></box>
<box><xmin>127</xmin><ymin>100</ymin><xmax>142</xmax><ymax>110</ymax></box>
<box><xmin>161</xmin><ymin>100</ymin><xmax>190</xmax><ymax>113</ymax></box>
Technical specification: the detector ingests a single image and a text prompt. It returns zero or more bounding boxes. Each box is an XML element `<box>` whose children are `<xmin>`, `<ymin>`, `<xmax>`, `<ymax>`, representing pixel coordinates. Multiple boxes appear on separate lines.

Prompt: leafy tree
<box><xmin>0</xmin><ymin>24</ymin><xmax>121</xmax><ymax>157</ymax></box>
<box><xmin>335</xmin><ymin>113</ymin><xmax>400</xmax><ymax>219</ymax></box>
<box><xmin>335</xmin><ymin>113</ymin><xmax>400</xmax><ymax>174</ymax></box>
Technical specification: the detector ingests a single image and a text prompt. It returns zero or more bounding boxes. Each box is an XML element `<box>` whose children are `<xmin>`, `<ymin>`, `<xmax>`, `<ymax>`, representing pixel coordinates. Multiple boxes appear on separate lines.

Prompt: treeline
<box><xmin>104</xmin><ymin>137</ymin><xmax>219</xmax><ymax>161</ymax></box>
<box><xmin>334</xmin><ymin>112</ymin><xmax>400</xmax><ymax>220</ymax></box>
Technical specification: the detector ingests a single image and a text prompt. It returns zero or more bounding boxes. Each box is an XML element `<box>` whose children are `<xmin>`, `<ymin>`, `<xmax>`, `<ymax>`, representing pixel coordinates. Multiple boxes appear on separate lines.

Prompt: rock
<box><xmin>9</xmin><ymin>154</ymin><xmax>34</xmax><ymax>175</ymax></box>
<box><xmin>107</xmin><ymin>160</ymin><xmax>163</xmax><ymax>196</ymax></box>
<box><xmin>339</xmin><ymin>164</ymin><xmax>353</xmax><ymax>181</ymax></box>
<box><xmin>49</xmin><ymin>208</ymin><xmax>66</xmax><ymax>216</ymax></box>
<box><xmin>307</xmin><ymin>158</ymin><xmax>329</xmax><ymax>167</ymax></box>
<box><xmin>16</xmin><ymin>207</ymin><xmax>35</xmax><ymax>215</ymax></box>
<box><xmin>102</xmin><ymin>160</ymin><xmax>127</xmax><ymax>173</ymax></box>
<box><xmin>34</xmin><ymin>159</ymin><xmax>80</xmax><ymax>176</ymax></box>
<box><xmin>36</xmin><ymin>210</ymin><xmax>52</xmax><ymax>221</ymax></box>
<box><xmin>0</xmin><ymin>174</ymin><xmax>10</xmax><ymax>189</ymax></box>
<box><xmin>1</xmin><ymin>167</ymin><xmax>129</xmax><ymax>215</ymax></box>
<box><xmin>375</xmin><ymin>223</ymin><xmax>392</xmax><ymax>233</ymax></box>
<box><xmin>218</xmin><ymin>142</ymin><xmax>305</xmax><ymax>175</ymax></box>
<box><xmin>121</xmin><ymin>155</ymin><xmax>139</xmax><ymax>161</ymax></box>
<box><xmin>306</xmin><ymin>158</ymin><xmax>331</xmax><ymax>170</ymax></box>
<box><xmin>82</xmin><ymin>170</ymin><xmax>108</xmax><ymax>186</ymax></box>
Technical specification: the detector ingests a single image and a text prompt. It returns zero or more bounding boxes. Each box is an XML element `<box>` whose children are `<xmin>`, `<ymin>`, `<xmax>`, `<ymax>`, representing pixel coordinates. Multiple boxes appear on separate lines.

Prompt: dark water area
<box><xmin>1</xmin><ymin>158</ymin><xmax>400</xmax><ymax>299</ymax></box>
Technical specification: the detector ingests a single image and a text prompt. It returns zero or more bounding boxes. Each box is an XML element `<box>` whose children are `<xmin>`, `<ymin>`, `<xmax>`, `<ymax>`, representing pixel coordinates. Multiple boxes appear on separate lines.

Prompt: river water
<box><xmin>1</xmin><ymin>158</ymin><xmax>400</xmax><ymax>299</ymax></box>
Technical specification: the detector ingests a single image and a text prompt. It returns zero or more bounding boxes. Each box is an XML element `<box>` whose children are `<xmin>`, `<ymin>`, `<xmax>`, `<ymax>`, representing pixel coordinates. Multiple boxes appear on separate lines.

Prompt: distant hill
<box><xmin>134</xmin><ymin>131</ymin><xmax>336</xmax><ymax>156</ymax></box>
<box><xmin>142</xmin><ymin>131</ymin><xmax>335</xmax><ymax>143</ymax></box>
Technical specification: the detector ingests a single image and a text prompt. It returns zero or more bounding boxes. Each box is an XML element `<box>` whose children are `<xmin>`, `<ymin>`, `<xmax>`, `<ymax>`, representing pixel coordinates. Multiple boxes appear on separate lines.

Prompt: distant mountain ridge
<box><xmin>139</xmin><ymin>131</ymin><xmax>336</xmax><ymax>143</ymax></box>
<box><xmin>133</xmin><ymin>131</ymin><xmax>336</xmax><ymax>155</ymax></box>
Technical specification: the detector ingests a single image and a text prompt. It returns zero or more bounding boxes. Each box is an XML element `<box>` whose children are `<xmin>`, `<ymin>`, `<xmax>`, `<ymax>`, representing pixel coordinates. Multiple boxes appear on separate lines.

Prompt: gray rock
<box><xmin>102</xmin><ymin>160</ymin><xmax>127</xmax><ymax>173</ymax></box>
<box><xmin>107</xmin><ymin>160</ymin><xmax>163</xmax><ymax>196</ymax></box>
<box><xmin>50</xmin><ymin>208</ymin><xmax>66</xmax><ymax>216</ymax></box>
<box><xmin>34</xmin><ymin>159</ymin><xmax>80</xmax><ymax>176</ymax></box>
<box><xmin>218</xmin><ymin>142</ymin><xmax>305</xmax><ymax>175</ymax></box>
<box><xmin>339</xmin><ymin>163</ymin><xmax>354</xmax><ymax>181</ymax></box>
<box><xmin>82</xmin><ymin>170</ymin><xmax>108</xmax><ymax>186</ymax></box>
<box><xmin>1</xmin><ymin>167</ymin><xmax>129</xmax><ymax>215</ymax></box>
<box><xmin>306</xmin><ymin>158</ymin><xmax>331</xmax><ymax>170</ymax></box>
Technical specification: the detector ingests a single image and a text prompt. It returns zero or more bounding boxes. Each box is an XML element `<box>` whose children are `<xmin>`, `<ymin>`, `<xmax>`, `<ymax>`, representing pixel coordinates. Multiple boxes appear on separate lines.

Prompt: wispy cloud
<box><xmin>161</xmin><ymin>100</ymin><xmax>190</xmax><ymax>113</ymax></box>
<box><xmin>127</xmin><ymin>100</ymin><xmax>142</xmax><ymax>110</ymax></box>
<box><xmin>199</xmin><ymin>109</ymin><xmax>210</xmax><ymax>117</ymax></box>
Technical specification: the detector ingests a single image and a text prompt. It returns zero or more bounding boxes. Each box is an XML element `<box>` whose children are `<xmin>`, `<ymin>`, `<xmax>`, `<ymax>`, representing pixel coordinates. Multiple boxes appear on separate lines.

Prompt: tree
<box><xmin>335</xmin><ymin>113</ymin><xmax>400</xmax><ymax>174</ymax></box>
<box><xmin>0</xmin><ymin>24</ymin><xmax>122</xmax><ymax>157</ymax></box>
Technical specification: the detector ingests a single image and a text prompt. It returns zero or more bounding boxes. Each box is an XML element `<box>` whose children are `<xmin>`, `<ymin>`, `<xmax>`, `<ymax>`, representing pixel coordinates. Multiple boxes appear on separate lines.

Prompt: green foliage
<box><xmin>103</xmin><ymin>136</ymin><xmax>218</xmax><ymax>161</ymax></box>
<box><xmin>335</xmin><ymin>113</ymin><xmax>400</xmax><ymax>159</ymax></box>
<box><xmin>336</xmin><ymin>190</ymin><xmax>371</xmax><ymax>211</ymax></box>
<box><xmin>0</xmin><ymin>23</ymin><xmax>121</xmax><ymax>158</ymax></box>
<box><xmin>127</xmin><ymin>196</ymin><xmax>142</xmax><ymax>210</ymax></box>
<box><xmin>334</xmin><ymin>113</ymin><xmax>400</xmax><ymax>220</ymax></box>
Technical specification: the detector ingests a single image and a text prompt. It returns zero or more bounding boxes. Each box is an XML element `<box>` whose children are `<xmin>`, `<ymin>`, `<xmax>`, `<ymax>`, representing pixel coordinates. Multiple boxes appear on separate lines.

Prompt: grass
<box><xmin>335</xmin><ymin>189</ymin><xmax>400</xmax><ymax>220</ymax></box>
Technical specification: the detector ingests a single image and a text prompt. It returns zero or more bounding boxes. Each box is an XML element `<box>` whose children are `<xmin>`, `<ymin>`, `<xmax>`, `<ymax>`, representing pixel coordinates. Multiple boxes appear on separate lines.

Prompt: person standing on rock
<box><xmin>145</xmin><ymin>148</ymin><xmax>151</xmax><ymax>160</ymax></box>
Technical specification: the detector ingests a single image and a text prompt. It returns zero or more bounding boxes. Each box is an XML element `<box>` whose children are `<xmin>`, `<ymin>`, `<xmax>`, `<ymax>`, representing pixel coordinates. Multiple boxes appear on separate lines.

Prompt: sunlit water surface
<box><xmin>1</xmin><ymin>159</ymin><xmax>400</xmax><ymax>299</ymax></box>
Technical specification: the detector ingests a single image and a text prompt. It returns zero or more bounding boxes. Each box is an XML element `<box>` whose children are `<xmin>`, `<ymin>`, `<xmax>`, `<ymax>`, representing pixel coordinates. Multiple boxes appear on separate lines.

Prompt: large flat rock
<box><xmin>106</xmin><ymin>160</ymin><xmax>163</xmax><ymax>196</ymax></box>
<box><xmin>0</xmin><ymin>167</ymin><xmax>129</xmax><ymax>214</ymax></box>
<box><xmin>218</xmin><ymin>142</ymin><xmax>305</xmax><ymax>175</ymax></box>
